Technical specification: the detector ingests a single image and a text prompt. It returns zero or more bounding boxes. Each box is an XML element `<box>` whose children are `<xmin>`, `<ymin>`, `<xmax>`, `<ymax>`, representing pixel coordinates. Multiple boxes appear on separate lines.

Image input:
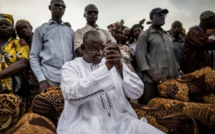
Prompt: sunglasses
<box><xmin>155</xmin><ymin>13</ymin><xmax>166</xmax><ymax>17</ymax></box>
<box><xmin>52</xmin><ymin>2</ymin><xmax>66</xmax><ymax>9</ymax></box>
<box><xmin>0</xmin><ymin>21</ymin><xmax>12</xmax><ymax>26</ymax></box>
<box><xmin>85</xmin><ymin>11</ymin><xmax>99</xmax><ymax>15</ymax></box>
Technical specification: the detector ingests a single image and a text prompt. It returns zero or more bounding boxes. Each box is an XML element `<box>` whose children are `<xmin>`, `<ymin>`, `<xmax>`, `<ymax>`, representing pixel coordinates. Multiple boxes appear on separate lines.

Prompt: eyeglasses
<box><xmin>85</xmin><ymin>11</ymin><xmax>99</xmax><ymax>15</ymax></box>
<box><xmin>52</xmin><ymin>2</ymin><xmax>66</xmax><ymax>9</ymax></box>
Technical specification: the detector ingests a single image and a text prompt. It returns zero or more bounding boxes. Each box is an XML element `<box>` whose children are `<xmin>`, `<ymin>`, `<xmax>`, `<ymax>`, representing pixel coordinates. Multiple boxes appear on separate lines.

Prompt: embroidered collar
<box><xmin>81</xmin><ymin>57</ymin><xmax>104</xmax><ymax>71</ymax></box>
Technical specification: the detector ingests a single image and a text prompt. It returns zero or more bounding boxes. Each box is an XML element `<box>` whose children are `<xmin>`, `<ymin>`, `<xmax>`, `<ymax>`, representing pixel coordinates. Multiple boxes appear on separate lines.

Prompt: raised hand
<box><xmin>105</xmin><ymin>43</ymin><xmax>123</xmax><ymax>78</ymax></box>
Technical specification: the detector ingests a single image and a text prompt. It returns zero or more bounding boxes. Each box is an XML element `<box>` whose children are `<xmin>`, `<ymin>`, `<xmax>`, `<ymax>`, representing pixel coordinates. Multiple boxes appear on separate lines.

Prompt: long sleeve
<box><xmin>187</xmin><ymin>27</ymin><xmax>215</xmax><ymax>50</ymax></box>
<box><xmin>121</xmin><ymin>63</ymin><xmax>144</xmax><ymax>99</ymax></box>
<box><xmin>61</xmin><ymin>61</ymin><xmax>115</xmax><ymax>105</ymax></box>
<box><xmin>30</xmin><ymin>27</ymin><xmax>46</xmax><ymax>82</ymax></box>
<box><xmin>135</xmin><ymin>31</ymin><xmax>150</xmax><ymax>71</ymax></box>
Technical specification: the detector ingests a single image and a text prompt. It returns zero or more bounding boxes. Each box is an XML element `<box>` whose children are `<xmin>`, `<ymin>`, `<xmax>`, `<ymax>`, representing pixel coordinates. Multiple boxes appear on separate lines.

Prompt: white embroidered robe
<box><xmin>57</xmin><ymin>57</ymin><xmax>164</xmax><ymax>134</ymax></box>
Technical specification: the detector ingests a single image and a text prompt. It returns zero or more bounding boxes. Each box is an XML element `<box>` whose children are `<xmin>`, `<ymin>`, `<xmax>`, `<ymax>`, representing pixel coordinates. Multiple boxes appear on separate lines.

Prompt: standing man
<box><xmin>168</xmin><ymin>21</ymin><xmax>185</xmax><ymax>70</ymax></box>
<box><xmin>136</xmin><ymin>7</ymin><xmax>180</xmax><ymax>105</ymax></box>
<box><xmin>57</xmin><ymin>30</ymin><xmax>163</xmax><ymax>134</ymax></box>
<box><xmin>182</xmin><ymin>10</ymin><xmax>215</xmax><ymax>73</ymax></box>
<box><xmin>74</xmin><ymin>4</ymin><xmax>116</xmax><ymax>56</ymax></box>
<box><xmin>30</xmin><ymin>0</ymin><xmax>74</xmax><ymax>92</ymax></box>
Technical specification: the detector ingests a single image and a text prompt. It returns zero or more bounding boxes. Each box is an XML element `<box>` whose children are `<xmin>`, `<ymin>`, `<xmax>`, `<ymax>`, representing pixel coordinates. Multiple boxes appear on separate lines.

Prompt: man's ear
<box><xmin>81</xmin><ymin>44</ymin><xmax>85</xmax><ymax>50</ymax></box>
<box><xmin>83</xmin><ymin>13</ymin><xmax>86</xmax><ymax>18</ymax></box>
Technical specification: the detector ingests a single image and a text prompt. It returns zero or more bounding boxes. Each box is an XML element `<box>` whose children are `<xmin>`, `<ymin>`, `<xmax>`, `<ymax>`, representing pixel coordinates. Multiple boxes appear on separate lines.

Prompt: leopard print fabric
<box><xmin>0</xmin><ymin>94</ymin><xmax>21</xmax><ymax>134</ymax></box>
<box><xmin>148</xmin><ymin>97</ymin><xmax>215</xmax><ymax>129</ymax></box>
<box><xmin>32</xmin><ymin>86</ymin><xmax>64</xmax><ymax>126</ymax></box>
<box><xmin>203</xmin><ymin>93</ymin><xmax>215</xmax><ymax>104</ymax></box>
<box><xmin>26</xmin><ymin>68</ymin><xmax>38</xmax><ymax>86</ymax></box>
<box><xmin>13</xmin><ymin>112</ymin><xmax>56</xmax><ymax>134</ymax></box>
<box><xmin>158</xmin><ymin>67</ymin><xmax>215</xmax><ymax>102</ymax></box>
<box><xmin>159</xmin><ymin>79</ymin><xmax>190</xmax><ymax>101</ymax></box>
<box><xmin>131</xmin><ymin>103</ymin><xmax>198</xmax><ymax>134</ymax></box>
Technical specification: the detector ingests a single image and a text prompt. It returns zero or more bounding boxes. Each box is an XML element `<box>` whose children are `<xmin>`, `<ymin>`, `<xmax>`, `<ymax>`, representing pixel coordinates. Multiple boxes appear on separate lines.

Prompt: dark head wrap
<box><xmin>15</xmin><ymin>19</ymin><xmax>33</xmax><ymax>30</ymax></box>
<box><xmin>131</xmin><ymin>19</ymin><xmax>145</xmax><ymax>32</ymax></box>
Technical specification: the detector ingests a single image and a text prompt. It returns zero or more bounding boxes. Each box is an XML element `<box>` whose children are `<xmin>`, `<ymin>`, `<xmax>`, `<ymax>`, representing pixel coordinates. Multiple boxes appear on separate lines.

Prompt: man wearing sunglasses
<box><xmin>74</xmin><ymin>4</ymin><xmax>116</xmax><ymax>57</ymax></box>
<box><xmin>136</xmin><ymin>7</ymin><xmax>180</xmax><ymax>105</ymax></box>
<box><xmin>30</xmin><ymin>0</ymin><xmax>74</xmax><ymax>93</ymax></box>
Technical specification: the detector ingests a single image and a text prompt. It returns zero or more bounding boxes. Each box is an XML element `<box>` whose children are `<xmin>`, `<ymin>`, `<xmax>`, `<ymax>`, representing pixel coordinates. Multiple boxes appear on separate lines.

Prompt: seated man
<box><xmin>57</xmin><ymin>30</ymin><xmax>163</xmax><ymax>134</ymax></box>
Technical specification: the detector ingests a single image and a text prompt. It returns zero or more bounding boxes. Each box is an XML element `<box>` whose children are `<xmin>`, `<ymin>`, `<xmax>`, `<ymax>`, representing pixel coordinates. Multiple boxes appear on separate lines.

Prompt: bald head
<box><xmin>83</xmin><ymin>30</ymin><xmax>103</xmax><ymax>45</ymax></box>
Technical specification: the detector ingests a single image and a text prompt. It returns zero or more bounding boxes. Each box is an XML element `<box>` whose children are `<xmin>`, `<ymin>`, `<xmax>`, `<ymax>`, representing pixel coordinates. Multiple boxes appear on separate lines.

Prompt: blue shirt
<box><xmin>30</xmin><ymin>20</ymin><xmax>74</xmax><ymax>83</ymax></box>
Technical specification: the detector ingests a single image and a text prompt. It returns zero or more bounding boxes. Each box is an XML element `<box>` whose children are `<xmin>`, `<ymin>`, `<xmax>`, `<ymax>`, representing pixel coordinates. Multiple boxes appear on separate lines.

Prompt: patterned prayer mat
<box><xmin>131</xmin><ymin>102</ymin><xmax>198</xmax><ymax>134</ymax></box>
<box><xmin>0</xmin><ymin>94</ymin><xmax>21</xmax><ymax>134</ymax></box>
<box><xmin>148</xmin><ymin>97</ymin><xmax>215</xmax><ymax>131</ymax></box>
<box><xmin>13</xmin><ymin>112</ymin><xmax>56</xmax><ymax>134</ymax></box>
<box><xmin>158</xmin><ymin>67</ymin><xmax>215</xmax><ymax>103</ymax></box>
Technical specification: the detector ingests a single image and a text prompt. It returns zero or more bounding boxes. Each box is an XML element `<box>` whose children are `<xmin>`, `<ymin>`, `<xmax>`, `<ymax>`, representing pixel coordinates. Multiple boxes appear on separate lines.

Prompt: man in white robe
<box><xmin>57</xmin><ymin>30</ymin><xmax>164</xmax><ymax>134</ymax></box>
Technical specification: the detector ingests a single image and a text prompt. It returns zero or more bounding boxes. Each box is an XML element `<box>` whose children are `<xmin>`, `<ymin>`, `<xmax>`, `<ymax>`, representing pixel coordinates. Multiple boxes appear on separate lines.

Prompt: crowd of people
<box><xmin>1</xmin><ymin>0</ymin><xmax>215</xmax><ymax>133</ymax></box>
